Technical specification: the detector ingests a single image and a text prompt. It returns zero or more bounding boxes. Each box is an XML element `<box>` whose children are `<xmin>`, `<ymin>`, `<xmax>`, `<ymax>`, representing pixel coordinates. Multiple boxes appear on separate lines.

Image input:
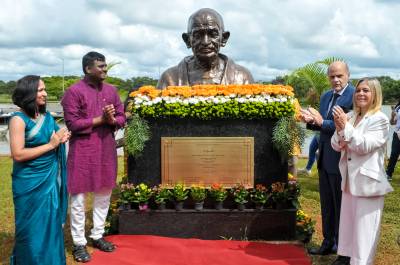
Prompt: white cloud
<box><xmin>0</xmin><ymin>0</ymin><xmax>399</xmax><ymax>81</ymax></box>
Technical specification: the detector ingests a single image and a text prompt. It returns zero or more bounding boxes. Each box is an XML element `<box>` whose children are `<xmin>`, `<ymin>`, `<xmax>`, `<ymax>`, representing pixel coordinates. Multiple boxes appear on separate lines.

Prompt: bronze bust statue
<box><xmin>157</xmin><ymin>8</ymin><xmax>254</xmax><ymax>89</ymax></box>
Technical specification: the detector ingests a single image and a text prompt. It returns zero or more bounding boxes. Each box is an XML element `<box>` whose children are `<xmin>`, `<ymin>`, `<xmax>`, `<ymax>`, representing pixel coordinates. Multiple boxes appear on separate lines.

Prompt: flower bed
<box><xmin>126</xmin><ymin>84</ymin><xmax>299</xmax><ymax>120</ymax></box>
<box><xmin>108</xmin><ymin>179</ymin><xmax>314</xmax><ymax>242</ymax></box>
<box><xmin>115</xmin><ymin>181</ymin><xmax>300</xmax><ymax>211</ymax></box>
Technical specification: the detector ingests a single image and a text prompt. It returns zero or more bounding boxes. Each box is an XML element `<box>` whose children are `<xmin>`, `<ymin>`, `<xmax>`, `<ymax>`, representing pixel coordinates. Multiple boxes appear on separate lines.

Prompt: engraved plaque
<box><xmin>161</xmin><ymin>137</ymin><xmax>254</xmax><ymax>188</ymax></box>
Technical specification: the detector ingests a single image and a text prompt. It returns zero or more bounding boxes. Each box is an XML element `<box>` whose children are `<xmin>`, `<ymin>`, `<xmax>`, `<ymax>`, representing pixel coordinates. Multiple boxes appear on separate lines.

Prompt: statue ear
<box><xmin>221</xmin><ymin>31</ymin><xmax>230</xmax><ymax>47</ymax></box>
<box><xmin>182</xmin><ymin>33</ymin><xmax>191</xmax><ymax>48</ymax></box>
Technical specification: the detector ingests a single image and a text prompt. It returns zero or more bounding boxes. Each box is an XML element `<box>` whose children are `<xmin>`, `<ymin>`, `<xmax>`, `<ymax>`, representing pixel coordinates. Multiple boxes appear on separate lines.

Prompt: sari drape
<box><xmin>10</xmin><ymin>111</ymin><xmax>67</xmax><ymax>265</ymax></box>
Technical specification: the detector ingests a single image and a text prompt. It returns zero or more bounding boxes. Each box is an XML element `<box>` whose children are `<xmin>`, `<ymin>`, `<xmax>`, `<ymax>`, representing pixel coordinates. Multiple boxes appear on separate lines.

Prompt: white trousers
<box><xmin>70</xmin><ymin>189</ymin><xmax>112</xmax><ymax>246</ymax></box>
<box><xmin>338</xmin><ymin>191</ymin><xmax>384</xmax><ymax>265</ymax></box>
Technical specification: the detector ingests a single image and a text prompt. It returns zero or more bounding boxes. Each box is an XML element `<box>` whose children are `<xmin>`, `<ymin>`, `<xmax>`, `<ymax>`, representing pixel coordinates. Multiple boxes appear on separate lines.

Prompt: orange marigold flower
<box><xmin>293</xmin><ymin>99</ymin><xmax>302</xmax><ymax>121</ymax></box>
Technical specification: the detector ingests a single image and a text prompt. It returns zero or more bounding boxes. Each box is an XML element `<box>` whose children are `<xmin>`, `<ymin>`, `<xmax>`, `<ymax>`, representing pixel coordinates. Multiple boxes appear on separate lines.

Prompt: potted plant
<box><xmin>287</xmin><ymin>175</ymin><xmax>301</xmax><ymax>209</ymax></box>
<box><xmin>118</xmin><ymin>183</ymin><xmax>135</xmax><ymax>210</ymax></box>
<box><xmin>172</xmin><ymin>183</ymin><xmax>189</xmax><ymax>211</ymax></box>
<box><xmin>231</xmin><ymin>184</ymin><xmax>249</xmax><ymax>211</ymax></box>
<box><xmin>133</xmin><ymin>183</ymin><xmax>153</xmax><ymax>211</ymax></box>
<box><xmin>190</xmin><ymin>186</ymin><xmax>207</xmax><ymax>211</ymax></box>
<box><xmin>209</xmin><ymin>183</ymin><xmax>228</xmax><ymax>210</ymax></box>
<box><xmin>270</xmin><ymin>180</ymin><xmax>300</xmax><ymax>210</ymax></box>
<box><xmin>152</xmin><ymin>184</ymin><xmax>172</xmax><ymax>210</ymax></box>
<box><xmin>250</xmin><ymin>184</ymin><xmax>267</xmax><ymax>210</ymax></box>
<box><xmin>270</xmin><ymin>182</ymin><xmax>287</xmax><ymax>209</ymax></box>
<box><xmin>296</xmin><ymin>210</ymin><xmax>316</xmax><ymax>243</ymax></box>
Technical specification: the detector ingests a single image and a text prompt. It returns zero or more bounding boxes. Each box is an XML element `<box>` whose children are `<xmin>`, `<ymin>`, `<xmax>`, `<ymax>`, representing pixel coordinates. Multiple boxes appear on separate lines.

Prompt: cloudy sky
<box><xmin>1</xmin><ymin>0</ymin><xmax>399</xmax><ymax>82</ymax></box>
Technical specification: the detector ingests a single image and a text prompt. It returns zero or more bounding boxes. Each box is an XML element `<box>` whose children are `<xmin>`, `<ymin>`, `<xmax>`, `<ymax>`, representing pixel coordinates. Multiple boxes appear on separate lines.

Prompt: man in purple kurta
<box><xmin>61</xmin><ymin>51</ymin><xmax>125</xmax><ymax>263</ymax></box>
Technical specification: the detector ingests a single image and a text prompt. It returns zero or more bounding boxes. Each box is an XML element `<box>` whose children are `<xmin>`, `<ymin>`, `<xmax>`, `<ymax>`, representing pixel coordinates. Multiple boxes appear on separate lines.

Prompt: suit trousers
<box><xmin>386</xmin><ymin>132</ymin><xmax>400</xmax><ymax>178</ymax></box>
<box><xmin>318</xmin><ymin>168</ymin><xmax>342</xmax><ymax>246</ymax></box>
<box><xmin>338</xmin><ymin>192</ymin><xmax>384</xmax><ymax>265</ymax></box>
<box><xmin>70</xmin><ymin>189</ymin><xmax>112</xmax><ymax>246</ymax></box>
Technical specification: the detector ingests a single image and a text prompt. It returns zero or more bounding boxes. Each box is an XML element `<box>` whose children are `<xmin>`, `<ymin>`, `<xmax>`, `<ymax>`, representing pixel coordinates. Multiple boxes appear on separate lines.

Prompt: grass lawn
<box><xmin>0</xmin><ymin>156</ymin><xmax>399</xmax><ymax>265</ymax></box>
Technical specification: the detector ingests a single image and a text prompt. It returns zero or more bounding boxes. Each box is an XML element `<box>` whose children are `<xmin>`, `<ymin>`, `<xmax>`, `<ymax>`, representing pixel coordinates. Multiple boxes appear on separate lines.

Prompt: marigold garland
<box><xmin>127</xmin><ymin>84</ymin><xmax>299</xmax><ymax>120</ymax></box>
<box><xmin>129</xmin><ymin>84</ymin><xmax>295</xmax><ymax>99</ymax></box>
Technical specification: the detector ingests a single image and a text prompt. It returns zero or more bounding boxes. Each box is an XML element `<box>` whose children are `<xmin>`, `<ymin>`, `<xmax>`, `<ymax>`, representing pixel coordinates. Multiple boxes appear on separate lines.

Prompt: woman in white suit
<box><xmin>330</xmin><ymin>78</ymin><xmax>393</xmax><ymax>265</ymax></box>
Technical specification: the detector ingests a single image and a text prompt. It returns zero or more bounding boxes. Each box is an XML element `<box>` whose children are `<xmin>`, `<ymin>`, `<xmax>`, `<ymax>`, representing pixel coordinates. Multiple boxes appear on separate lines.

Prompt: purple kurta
<box><xmin>61</xmin><ymin>79</ymin><xmax>126</xmax><ymax>194</ymax></box>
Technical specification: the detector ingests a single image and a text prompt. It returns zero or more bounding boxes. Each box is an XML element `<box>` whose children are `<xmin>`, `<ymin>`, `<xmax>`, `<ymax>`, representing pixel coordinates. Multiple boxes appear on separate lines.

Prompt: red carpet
<box><xmin>91</xmin><ymin>235</ymin><xmax>311</xmax><ymax>265</ymax></box>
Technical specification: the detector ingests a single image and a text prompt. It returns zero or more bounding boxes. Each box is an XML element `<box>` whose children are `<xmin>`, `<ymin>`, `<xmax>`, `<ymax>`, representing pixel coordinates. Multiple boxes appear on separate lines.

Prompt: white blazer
<box><xmin>331</xmin><ymin>110</ymin><xmax>393</xmax><ymax>197</ymax></box>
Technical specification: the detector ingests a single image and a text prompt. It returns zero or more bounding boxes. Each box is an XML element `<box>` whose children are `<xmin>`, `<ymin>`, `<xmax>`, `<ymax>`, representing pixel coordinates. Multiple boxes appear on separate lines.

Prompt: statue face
<box><xmin>189</xmin><ymin>14</ymin><xmax>224</xmax><ymax>60</ymax></box>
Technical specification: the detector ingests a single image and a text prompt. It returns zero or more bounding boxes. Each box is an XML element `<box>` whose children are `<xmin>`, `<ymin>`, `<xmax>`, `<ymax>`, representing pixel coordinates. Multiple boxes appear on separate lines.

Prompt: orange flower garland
<box><xmin>129</xmin><ymin>84</ymin><xmax>295</xmax><ymax>99</ymax></box>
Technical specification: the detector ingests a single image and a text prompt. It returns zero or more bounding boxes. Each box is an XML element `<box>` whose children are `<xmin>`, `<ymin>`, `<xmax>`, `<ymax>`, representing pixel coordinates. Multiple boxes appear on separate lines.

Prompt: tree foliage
<box><xmin>0</xmin><ymin>80</ymin><xmax>16</xmax><ymax>95</ymax></box>
<box><xmin>0</xmin><ymin>72</ymin><xmax>398</xmax><ymax>104</ymax></box>
<box><xmin>0</xmin><ymin>75</ymin><xmax>158</xmax><ymax>102</ymax></box>
<box><xmin>377</xmin><ymin>76</ymin><xmax>400</xmax><ymax>104</ymax></box>
<box><xmin>42</xmin><ymin>76</ymin><xmax>80</xmax><ymax>100</ymax></box>
<box><xmin>286</xmin><ymin>57</ymin><xmax>342</xmax><ymax>107</ymax></box>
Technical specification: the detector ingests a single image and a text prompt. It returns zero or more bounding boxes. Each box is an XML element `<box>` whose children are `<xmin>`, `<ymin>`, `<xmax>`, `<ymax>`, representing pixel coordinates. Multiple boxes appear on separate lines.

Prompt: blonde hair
<box><xmin>353</xmin><ymin>77</ymin><xmax>382</xmax><ymax>115</ymax></box>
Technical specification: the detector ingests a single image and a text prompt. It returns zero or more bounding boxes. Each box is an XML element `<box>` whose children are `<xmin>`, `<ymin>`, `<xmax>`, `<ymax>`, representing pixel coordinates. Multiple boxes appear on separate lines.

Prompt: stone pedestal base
<box><xmin>119</xmin><ymin>209</ymin><xmax>296</xmax><ymax>240</ymax></box>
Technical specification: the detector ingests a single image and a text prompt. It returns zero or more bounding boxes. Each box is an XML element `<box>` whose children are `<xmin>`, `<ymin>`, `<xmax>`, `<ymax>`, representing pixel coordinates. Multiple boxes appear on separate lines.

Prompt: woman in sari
<box><xmin>9</xmin><ymin>75</ymin><xmax>71</xmax><ymax>265</ymax></box>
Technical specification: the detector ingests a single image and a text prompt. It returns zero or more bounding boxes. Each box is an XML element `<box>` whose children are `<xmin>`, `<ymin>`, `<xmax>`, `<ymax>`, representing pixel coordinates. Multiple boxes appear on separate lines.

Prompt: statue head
<box><xmin>182</xmin><ymin>8</ymin><xmax>230</xmax><ymax>62</ymax></box>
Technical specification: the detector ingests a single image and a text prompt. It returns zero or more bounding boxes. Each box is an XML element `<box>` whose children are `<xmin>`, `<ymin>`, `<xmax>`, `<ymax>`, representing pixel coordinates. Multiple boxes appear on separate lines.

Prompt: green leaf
<box><xmin>125</xmin><ymin>114</ymin><xmax>151</xmax><ymax>157</ymax></box>
<box><xmin>272</xmin><ymin>116</ymin><xmax>306</xmax><ymax>161</ymax></box>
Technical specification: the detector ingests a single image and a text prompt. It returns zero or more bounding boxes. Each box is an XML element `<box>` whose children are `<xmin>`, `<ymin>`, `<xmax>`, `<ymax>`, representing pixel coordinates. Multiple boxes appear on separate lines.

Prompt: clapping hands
<box><xmin>300</xmin><ymin>108</ymin><xmax>314</xmax><ymax>123</ymax></box>
<box><xmin>49</xmin><ymin>127</ymin><xmax>71</xmax><ymax>148</ymax></box>
<box><xmin>103</xmin><ymin>104</ymin><xmax>116</xmax><ymax>125</ymax></box>
<box><xmin>332</xmin><ymin>106</ymin><xmax>347</xmax><ymax>131</ymax></box>
<box><xmin>300</xmin><ymin>107</ymin><xmax>323</xmax><ymax>126</ymax></box>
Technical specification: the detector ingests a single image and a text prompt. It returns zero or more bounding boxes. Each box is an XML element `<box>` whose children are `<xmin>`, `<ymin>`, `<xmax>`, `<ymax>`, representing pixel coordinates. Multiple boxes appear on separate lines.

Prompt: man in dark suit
<box><xmin>301</xmin><ymin>61</ymin><xmax>355</xmax><ymax>262</ymax></box>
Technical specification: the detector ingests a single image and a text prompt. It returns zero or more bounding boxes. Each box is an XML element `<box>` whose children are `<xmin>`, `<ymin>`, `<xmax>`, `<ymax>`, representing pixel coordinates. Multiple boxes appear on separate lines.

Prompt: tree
<box><xmin>131</xmin><ymin>76</ymin><xmax>158</xmax><ymax>88</ymax></box>
<box><xmin>377</xmin><ymin>76</ymin><xmax>400</xmax><ymax>104</ymax></box>
<box><xmin>0</xmin><ymin>80</ymin><xmax>16</xmax><ymax>95</ymax></box>
<box><xmin>42</xmin><ymin>76</ymin><xmax>80</xmax><ymax>100</ymax></box>
<box><xmin>286</xmin><ymin>57</ymin><xmax>343</xmax><ymax>107</ymax></box>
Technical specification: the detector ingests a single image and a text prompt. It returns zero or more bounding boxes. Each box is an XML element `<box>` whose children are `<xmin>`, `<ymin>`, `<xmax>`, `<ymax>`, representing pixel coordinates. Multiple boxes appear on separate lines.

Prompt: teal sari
<box><xmin>10</xmin><ymin>111</ymin><xmax>67</xmax><ymax>265</ymax></box>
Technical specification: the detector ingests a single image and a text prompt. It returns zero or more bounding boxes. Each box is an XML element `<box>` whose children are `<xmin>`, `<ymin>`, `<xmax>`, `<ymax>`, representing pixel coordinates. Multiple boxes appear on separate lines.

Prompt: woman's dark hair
<box><xmin>82</xmin><ymin>51</ymin><xmax>105</xmax><ymax>74</ymax></box>
<box><xmin>12</xmin><ymin>75</ymin><xmax>46</xmax><ymax>118</ymax></box>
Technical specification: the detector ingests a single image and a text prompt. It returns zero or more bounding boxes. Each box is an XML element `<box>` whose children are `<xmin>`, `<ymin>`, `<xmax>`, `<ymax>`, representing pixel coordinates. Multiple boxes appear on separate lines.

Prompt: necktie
<box><xmin>327</xmin><ymin>93</ymin><xmax>340</xmax><ymax>118</ymax></box>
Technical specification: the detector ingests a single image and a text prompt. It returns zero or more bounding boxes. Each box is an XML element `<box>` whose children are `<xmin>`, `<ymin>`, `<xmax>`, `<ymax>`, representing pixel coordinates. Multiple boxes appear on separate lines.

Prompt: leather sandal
<box><xmin>72</xmin><ymin>245</ymin><xmax>91</xmax><ymax>263</ymax></box>
<box><xmin>92</xmin><ymin>237</ymin><xmax>116</xmax><ymax>252</ymax></box>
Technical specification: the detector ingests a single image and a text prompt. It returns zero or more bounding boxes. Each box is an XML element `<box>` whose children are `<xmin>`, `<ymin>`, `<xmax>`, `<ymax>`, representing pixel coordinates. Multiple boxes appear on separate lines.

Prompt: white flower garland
<box><xmin>133</xmin><ymin>94</ymin><xmax>294</xmax><ymax>108</ymax></box>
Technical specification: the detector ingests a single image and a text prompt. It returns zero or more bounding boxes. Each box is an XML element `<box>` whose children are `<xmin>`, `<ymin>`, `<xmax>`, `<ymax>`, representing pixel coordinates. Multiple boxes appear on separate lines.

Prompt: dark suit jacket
<box><xmin>307</xmin><ymin>83</ymin><xmax>355</xmax><ymax>174</ymax></box>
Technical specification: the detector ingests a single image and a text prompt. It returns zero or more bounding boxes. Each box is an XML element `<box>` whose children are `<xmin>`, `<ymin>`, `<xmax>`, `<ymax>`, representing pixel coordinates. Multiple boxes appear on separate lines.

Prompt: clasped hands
<box><xmin>50</xmin><ymin>127</ymin><xmax>71</xmax><ymax>148</ymax></box>
<box><xmin>103</xmin><ymin>104</ymin><xmax>116</xmax><ymax>125</ymax></box>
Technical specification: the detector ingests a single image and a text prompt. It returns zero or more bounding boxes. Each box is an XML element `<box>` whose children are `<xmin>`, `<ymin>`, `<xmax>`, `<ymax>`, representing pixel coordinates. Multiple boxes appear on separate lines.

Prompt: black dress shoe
<box><xmin>331</xmin><ymin>255</ymin><xmax>350</xmax><ymax>265</ymax></box>
<box><xmin>92</xmin><ymin>237</ymin><xmax>116</xmax><ymax>252</ymax></box>
<box><xmin>308</xmin><ymin>244</ymin><xmax>336</xmax><ymax>255</ymax></box>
